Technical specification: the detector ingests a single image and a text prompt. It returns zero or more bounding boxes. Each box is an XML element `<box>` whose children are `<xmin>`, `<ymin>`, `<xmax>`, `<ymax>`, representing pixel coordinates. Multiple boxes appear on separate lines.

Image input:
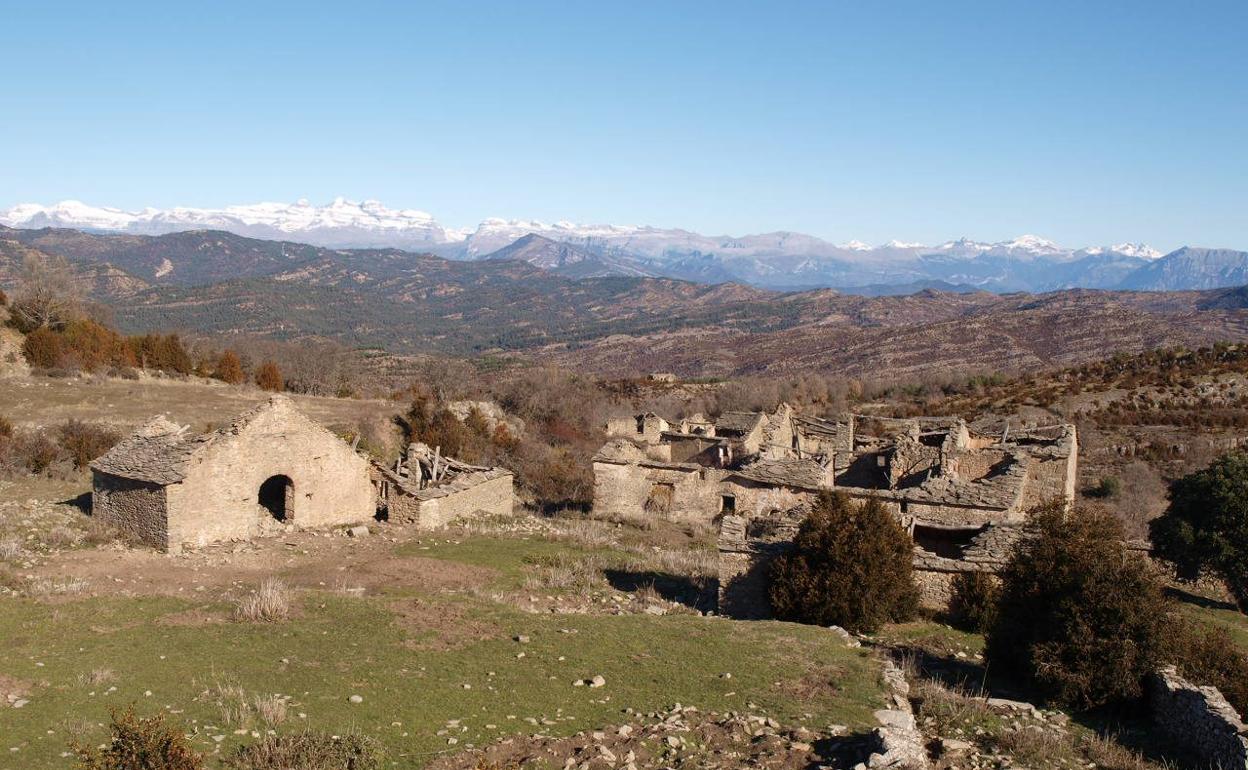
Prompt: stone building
<box><xmin>592</xmin><ymin>406</ymin><xmax>1077</xmax><ymax>614</ymax></box>
<box><xmin>91</xmin><ymin>395</ymin><xmax>376</xmax><ymax>551</ymax></box>
<box><xmin>373</xmin><ymin>442</ymin><xmax>515</xmax><ymax>529</ymax></box>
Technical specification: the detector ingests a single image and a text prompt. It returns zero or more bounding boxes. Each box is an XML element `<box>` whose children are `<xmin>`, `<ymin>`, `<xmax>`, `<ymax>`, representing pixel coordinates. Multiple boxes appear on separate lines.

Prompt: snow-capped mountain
<box><xmin>4</xmin><ymin>198</ymin><xmax>1234</xmax><ymax>293</ymax></box>
<box><xmin>0</xmin><ymin>198</ymin><xmax>458</xmax><ymax>250</ymax></box>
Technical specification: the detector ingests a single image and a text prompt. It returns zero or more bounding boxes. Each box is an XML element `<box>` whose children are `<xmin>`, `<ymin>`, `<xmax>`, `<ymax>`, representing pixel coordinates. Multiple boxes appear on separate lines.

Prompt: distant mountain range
<box><xmin>3</xmin><ymin>224</ymin><xmax>1247</xmax><ymax>379</ymax></box>
<box><xmin>2</xmin><ymin>198</ymin><xmax>1246</xmax><ymax>294</ymax></box>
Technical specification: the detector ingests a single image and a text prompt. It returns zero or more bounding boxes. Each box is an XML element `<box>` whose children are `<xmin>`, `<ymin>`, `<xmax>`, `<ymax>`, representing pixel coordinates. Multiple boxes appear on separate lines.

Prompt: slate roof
<box><xmin>715</xmin><ymin>411</ymin><xmax>764</xmax><ymax>435</ymax></box>
<box><xmin>90</xmin><ymin>396</ymin><xmax>300</xmax><ymax>485</ymax></box>
<box><xmin>730</xmin><ymin>458</ymin><xmax>830</xmax><ymax>490</ymax></box>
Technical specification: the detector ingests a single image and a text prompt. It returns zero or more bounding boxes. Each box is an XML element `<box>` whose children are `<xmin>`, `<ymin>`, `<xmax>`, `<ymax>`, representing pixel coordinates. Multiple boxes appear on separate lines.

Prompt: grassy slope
<box><xmin>0</xmin><ymin>536</ymin><xmax>883</xmax><ymax>769</ymax></box>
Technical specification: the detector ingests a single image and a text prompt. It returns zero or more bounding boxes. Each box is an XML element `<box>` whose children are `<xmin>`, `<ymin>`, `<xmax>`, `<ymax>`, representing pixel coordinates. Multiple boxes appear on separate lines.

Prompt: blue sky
<box><xmin>2</xmin><ymin>1</ymin><xmax>1245</xmax><ymax>249</ymax></box>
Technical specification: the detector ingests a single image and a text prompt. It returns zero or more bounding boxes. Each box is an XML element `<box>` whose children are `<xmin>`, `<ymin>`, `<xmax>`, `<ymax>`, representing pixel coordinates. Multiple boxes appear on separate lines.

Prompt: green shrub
<box><xmin>73</xmin><ymin>706</ymin><xmax>203</xmax><ymax>770</ymax></box>
<box><xmin>986</xmin><ymin>504</ymin><xmax>1172</xmax><ymax>709</ymax></box>
<box><xmin>1151</xmin><ymin>450</ymin><xmax>1248</xmax><ymax>612</ymax></box>
<box><xmin>950</xmin><ymin>571</ymin><xmax>999</xmax><ymax>633</ymax></box>
<box><xmin>768</xmin><ymin>491</ymin><xmax>918</xmax><ymax>634</ymax></box>
<box><xmin>1084</xmin><ymin>476</ymin><xmax>1121</xmax><ymax>499</ymax></box>
<box><xmin>226</xmin><ymin>731</ymin><xmax>382</xmax><ymax>770</ymax></box>
<box><xmin>1167</xmin><ymin>624</ymin><xmax>1248</xmax><ymax>715</ymax></box>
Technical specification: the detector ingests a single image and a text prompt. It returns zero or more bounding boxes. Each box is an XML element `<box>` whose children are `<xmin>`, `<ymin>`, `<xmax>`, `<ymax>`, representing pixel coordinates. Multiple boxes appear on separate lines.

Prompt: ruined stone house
<box><xmin>91</xmin><ymin>395</ymin><xmax>376</xmax><ymax>551</ymax></box>
<box><xmin>373</xmin><ymin>441</ymin><xmax>514</xmax><ymax>529</ymax></box>
<box><xmin>92</xmin><ymin>395</ymin><xmax>517</xmax><ymax>551</ymax></box>
<box><xmin>592</xmin><ymin>406</ymin><xmax>1077</xmax><ymax>615</ymax></box>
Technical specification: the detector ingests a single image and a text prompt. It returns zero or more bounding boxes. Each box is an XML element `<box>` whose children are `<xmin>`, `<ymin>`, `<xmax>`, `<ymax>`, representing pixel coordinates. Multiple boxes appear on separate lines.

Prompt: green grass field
<box><xmin>0</xmin><ymin>534</ymin><xmax>885</xmax><ymax>769</ymax></box>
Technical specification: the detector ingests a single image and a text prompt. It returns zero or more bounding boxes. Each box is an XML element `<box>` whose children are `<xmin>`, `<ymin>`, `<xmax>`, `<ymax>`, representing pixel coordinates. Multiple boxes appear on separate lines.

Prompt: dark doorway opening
<box><xmin>258</xmin><ymin>475</ymin><xmax>294</xmax><ymax>522</ymax></box>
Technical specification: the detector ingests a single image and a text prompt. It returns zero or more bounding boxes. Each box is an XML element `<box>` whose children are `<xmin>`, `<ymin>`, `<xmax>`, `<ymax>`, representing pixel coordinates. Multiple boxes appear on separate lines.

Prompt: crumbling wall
<box><xmin>722</xmin><ymin>479</ymin><xmax>815</xmax><ymax>519</ymax></box>
<box><xmin>717</xmin><ymin>511</ymin><xmax>802</xmax><ymax>619</ymax></box>
<box><xmin>1150</xmin><ymin>666</ymin><xmax>1248</xmax><ymax>770</ymax></box>
<box><xmin>888</xmin><ymin>435</ymin><xmax>941</xmax><ymax>488</ymax></box>
<box><xmin>592</xmin><ymin>461</ymin><xmax>725</xmax><ymax>524</ymax></box>
<box><xmin>92</xmin><ymin>472</ymin><xmax>167</xmax><ymax>550</ymax></box>
<box><xmin>389</xmin><ymin>471</ymin><xmax>514</xmax><ymax>529</ymax></box>
<box><xmin>165</xmin><ymin>399</ymin><xmax>375</xmax><ymax>549</ymax></box>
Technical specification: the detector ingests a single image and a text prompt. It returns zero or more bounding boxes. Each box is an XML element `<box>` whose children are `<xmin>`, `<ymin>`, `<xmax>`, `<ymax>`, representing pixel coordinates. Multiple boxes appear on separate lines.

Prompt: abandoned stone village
<box><xmin>93</xmin><ymin>393</ymin><xmax>1077</xmax><ymax>619</ymax></box>
<box><xmin>593</xmin><ymin>405</ymin><xmax>1077</xmax><ymax>616</ymax></box>
<box><xmin>61</xmin><ymin>393</ymin><xmax>1248</xmax><ymax>768</ymax></box>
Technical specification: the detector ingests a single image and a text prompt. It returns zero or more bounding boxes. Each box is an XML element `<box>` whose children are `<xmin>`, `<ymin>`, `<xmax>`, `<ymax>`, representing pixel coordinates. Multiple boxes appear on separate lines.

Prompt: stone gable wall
<box><xmin>163</xmin><ymin>401</ymin><xmax>375</xmax><ymax>549</ymax></box>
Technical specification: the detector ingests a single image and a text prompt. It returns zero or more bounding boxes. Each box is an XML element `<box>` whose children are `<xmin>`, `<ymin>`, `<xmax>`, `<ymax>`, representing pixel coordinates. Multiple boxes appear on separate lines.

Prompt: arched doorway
<box><xmin>258</xmin><ymin>475</ymin><xmax>294</xmax><ymax>522</ymax></box>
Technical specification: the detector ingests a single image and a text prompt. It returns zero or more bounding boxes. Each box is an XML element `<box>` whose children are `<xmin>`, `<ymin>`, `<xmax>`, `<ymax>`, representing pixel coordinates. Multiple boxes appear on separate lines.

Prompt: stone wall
<box><xmin>1150</xmin><ymin>665</ymin><xmax>1248</xmax><ymax>769</ymax></box>
<box><xmin>592</xmin><ymin>460</ymin><xmax>726</xmax><ymax>525</ymax></box>
<box><xmin>717</xmin><ymin>511</ymin><xmax>802</xmax><ymax>619</ymax></box>
<box><xmin>92</xmin><ymin>472</ymin><xmax>168</xmax><ymax>549</ymax></box>
<box><xmin>163</xmin><ymin>399</ymin><xmax>375</xmax><ymax>549</ymax></box>
<box><xmin>386</xmin><ymin>470</ymin><xmax>514</xmax><ymax>530</ymax></box>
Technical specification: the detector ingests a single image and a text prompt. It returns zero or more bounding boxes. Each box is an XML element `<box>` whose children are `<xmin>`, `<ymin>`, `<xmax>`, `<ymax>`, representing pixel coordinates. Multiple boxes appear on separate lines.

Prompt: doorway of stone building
<box><xmin>258</xmin><ymin>474</ymin><xmax>295</xmax><ymax>522</ymax></box>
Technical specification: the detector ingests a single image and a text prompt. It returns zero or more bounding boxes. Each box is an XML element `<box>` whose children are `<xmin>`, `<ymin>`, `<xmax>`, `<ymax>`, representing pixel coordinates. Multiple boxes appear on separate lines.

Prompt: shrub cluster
<box><xmin>950</xmin><ymin>571</ymin><xmax>1000</xmax><ymax>633</ymax></box>
<box><xmin>401</xmin><ymin>388</ymin><xmax>594</xmax><ymax>510</ymax></box>
<box><xmin>0</xmin><ymin>417</ymin><xmax>120</xmax><ymax>477</ymax></box>
<box><xmin>1151</xmin><ymin>450</ymin><xmax>1248</xmax><ymax>612</ymax></box>
<box><xmin>18</xmin><ymin>317</ymin><xmax>192</xmax><ymax>376</ymax></box>
<box><xmin>986</xmin><ymin>504</ymin><xmax>1172</xmax><ymax>709</ymax></box>
<box><xmin>768</xmin><ymin>491</ymin><xmax>919</xmax><ymax>634</ymax></box>
<box><xmin>73</xmin><ymin>706</ymin><xmax>203</xmax><ymax>770</ymax></box>
<box><xmin>1166</xmin><ymin>623</ymin><xmax>1248</xmax><ymax>715</ymax></box>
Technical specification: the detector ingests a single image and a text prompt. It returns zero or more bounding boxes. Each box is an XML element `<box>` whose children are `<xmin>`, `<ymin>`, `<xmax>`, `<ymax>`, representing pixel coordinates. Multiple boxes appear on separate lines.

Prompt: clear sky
<box><xmin>2</xmin><ymin>0</ymin><xmax>1245</xmax><ymax>250</ymax></box>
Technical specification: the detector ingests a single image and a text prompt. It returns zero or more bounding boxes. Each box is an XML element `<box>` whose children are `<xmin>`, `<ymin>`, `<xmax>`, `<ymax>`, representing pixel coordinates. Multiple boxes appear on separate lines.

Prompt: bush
<box><xmin>1167</xmin><ymin>624</ymin><xmax>1248</xmax><ymax>715</ymax></box>
<box><xmin>0</xmin><ymin>415</ymin><xmax>12</xmax><ymax>439</ymax></box>
<box><xmin>58</xmin><ymin>420</ymin><xmax>120</xmax><ymax>470</ymax></box>
<box><xmin>950</xmin><ymin>571</ymin><xmax>1000</xmax><ymax>633</ymax></box>
<box><xmin>255</xmin><ymin>360</ymin><xmax>284</xmax><ymax>392</ymax></box>
<box><xmin>1151</xmin><ymin>450</ymin><xmax>1248</xmax><ymax>612</ymax></box>
<box><xmin>214</xmin><ymin>350</ymin><xmax>246</xmax><ymax>385</ymax></box>
<box><xmin>1084</xmin><ymin>476</ymin><xmax>1121</xmax><ymax>499</ymax></box>
<box><xmin>1</xmin><ymin>430</ymin><xmax>63</xmax><ymax>475</ymax></box>
<box><xmin>986</xmin><ymin>504</ymin><xmax>1172</xmax><ymax>709</ymax></box>
<box><xmin>226</xmin><ymin>731</ymin><xmax>381</xmax><ymax>770</ymax></box>
<box><xmin>768</xmin><ymin>491</ymin><xmax>918</xmax><ymax>634</ymax></box>
<box><xmin>22</xmin><ymin>326</ymin><xmax>66</xmax><ymax>368</ymax></box>
<box><xmin>73</xmin><ymin>706</ymin><xmax>203</xmax><ymax>770</ymax></box>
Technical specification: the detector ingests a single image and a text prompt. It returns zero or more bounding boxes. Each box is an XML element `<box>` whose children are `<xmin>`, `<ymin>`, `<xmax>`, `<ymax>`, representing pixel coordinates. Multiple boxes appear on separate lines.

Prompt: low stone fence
<box><xmin>1150</xmin><ymin>665</ymin><xmax>1248</xmax><ymax>769</ymax></box>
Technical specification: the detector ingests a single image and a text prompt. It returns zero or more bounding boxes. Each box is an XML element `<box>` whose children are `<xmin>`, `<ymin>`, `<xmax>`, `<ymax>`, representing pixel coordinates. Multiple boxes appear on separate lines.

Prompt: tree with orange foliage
<box><xmin>213</xmin><ymin>350</ymin><xmax>245</xmax><ymax>385</ymax></box>
<box><xmin>255</xmin><ymin>360</ymin><xmax>284</xmax><ymax>392</ymax></box>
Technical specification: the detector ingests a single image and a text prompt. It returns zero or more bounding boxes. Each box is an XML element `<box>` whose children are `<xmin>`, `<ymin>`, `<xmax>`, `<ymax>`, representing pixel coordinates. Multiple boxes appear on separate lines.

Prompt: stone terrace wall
<box><xmin>1150</xmin><ymin>665</ymin><xmax>1248</xmax><ymax>769</ymax></box>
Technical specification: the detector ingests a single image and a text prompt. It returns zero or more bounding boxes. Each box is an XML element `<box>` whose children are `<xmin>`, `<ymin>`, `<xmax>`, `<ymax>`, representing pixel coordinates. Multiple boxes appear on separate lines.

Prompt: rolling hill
<box><xmin>2</xmin><ymin>225</ymin><xmax>1247</xmax><ymax>379</ymax></box>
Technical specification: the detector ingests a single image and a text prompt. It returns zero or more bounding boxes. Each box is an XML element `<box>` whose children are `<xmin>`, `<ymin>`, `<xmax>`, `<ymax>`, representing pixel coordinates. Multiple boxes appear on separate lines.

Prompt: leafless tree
<box><xmin>11</xmin><ymin>251</ymin><xmax>83</xmax><ymax>331</ymax></box>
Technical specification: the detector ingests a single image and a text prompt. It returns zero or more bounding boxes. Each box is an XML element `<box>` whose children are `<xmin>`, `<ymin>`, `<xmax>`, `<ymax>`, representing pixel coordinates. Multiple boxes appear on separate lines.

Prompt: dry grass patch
<box><xmin>233</xmin><ymin>578</ymin><xmax>292</xmax><ymax>622</ymax></box>
<box><xmin>77</xmin><ymin>668</ymin><xmax>116</xmax><ymax>687</ymax></box>
<box><xmin>0</xmin><ymin>537</ymin><xmax>23</xmax><ymax>561</ymax></box>
<box><xmin>25</xmin><ymin>575</ymin><xmax>90</xmax><ymax>598</ymax></box>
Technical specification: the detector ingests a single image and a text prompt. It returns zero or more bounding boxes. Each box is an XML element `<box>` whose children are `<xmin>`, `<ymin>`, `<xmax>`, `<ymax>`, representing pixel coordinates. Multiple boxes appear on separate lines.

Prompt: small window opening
<box><xmin>720</xmin><ymin>494</ymin><xmax>736</xmax><ymax>514</ymax></box>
